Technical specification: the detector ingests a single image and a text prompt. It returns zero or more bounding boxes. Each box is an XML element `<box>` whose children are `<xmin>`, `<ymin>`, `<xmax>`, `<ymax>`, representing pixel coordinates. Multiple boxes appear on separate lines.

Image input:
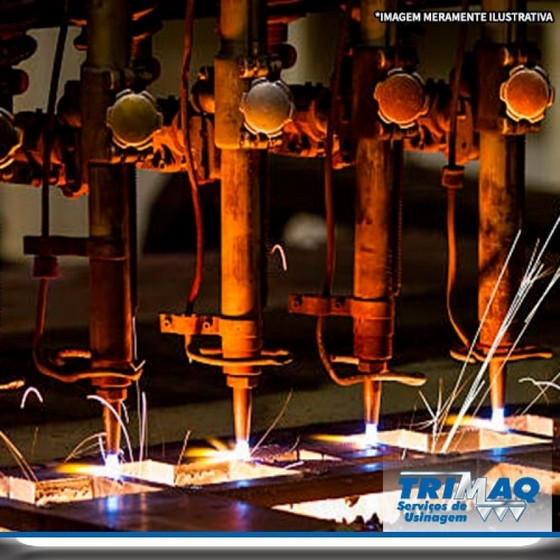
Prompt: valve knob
<box><xmin>0</xmin><ymin>108</ymin><xmax>23</xmax><ymax>169</ymax></box>
<box><xmin>500</xmin><ymin>65</ymin><xmax>554</xmax><ymax>123</ymax></box>
<box><xmin>106</xmin><ymin>89</ymin><xmax>163</xmax><ymax>150</ymax></box>
<box><xmin>373</xmin><ymin>69</ymin><xmax>428</xmax><ymax>128</ymax></box>
<box><xmin>240</xmin><ymin>77</ymin><xmax>295</xmax><ymax>137</ymax></box>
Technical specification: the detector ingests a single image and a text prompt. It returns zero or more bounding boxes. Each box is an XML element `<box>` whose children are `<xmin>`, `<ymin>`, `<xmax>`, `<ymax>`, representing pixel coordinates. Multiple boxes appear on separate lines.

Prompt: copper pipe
<box><xmin>216</xmin><ymin>0</ymin><xmax>266</xmax><ymax>447</ymax></box>
<box><xmin>353</xmin><ymin>139</ymin><xmax>401</xmax><ymax>427</ymax></box>
<box><xmin>220</xmin><ymin>149</ymin><xmax>264</xmax><ymax>446</ymax></box>
<box><xmin>478</xmin><ymin>0</ymin><xmax>525</xmax><ymax>419</ymax></box>
<box><xmin>478</xmin><ymin>133</ymin><xmax>524</xmax><ymax>416</ymax></box>
<box><xmin>465</xmin><ymin>1</ymin><xmax>524</xmax><ymax>420</ymax></box>
<box><xmin>350</xmin><ymin>0</ymin><xmax>400</xmax><ymax>429</ymax></box>
<box><xmin>181</xmin><ymin>0</ymin><xmax>205</xmax><ymax>315</ymax></box>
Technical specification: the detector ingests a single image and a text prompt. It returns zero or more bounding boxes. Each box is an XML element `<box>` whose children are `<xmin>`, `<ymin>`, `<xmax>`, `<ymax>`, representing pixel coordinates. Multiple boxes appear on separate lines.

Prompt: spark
<box><xmin>0</xmin><ymin>430</ymin><xmax>37</xmax><ymax>482</ymax></box>
<box><xmin>177</xmin><ymin>430</ymin><xmax>192</xmax><ymax>466</ymax></box>
<box><xmin>519</xmin><ymin>375</ymin><xmax>560</xmax><ymax>393</ymax></box>
<box><xmin>121</xmin><ymin>402</ymin><xmax>130</xmax><ymax>424</ymax></box>
<box><xmin>311</xmin><ymin>431</ymin><xmax>377</xmax><ymax>450</ymax></box>
<box><xmin>441</xmin><ymin>216</ymin><xmax>560</xmax><ymax>452</ymax></box>
<box><xmin>30</xmin><ymin>427</ymin><xmax>39</xmax><ymax>462</ymax></box>
<box><xmin>251</xmin><ymin>390</ymin><xmax>293</xmax><ymax>457</ymax></box>
<box><xmin>0</xmin><ymin>379</ymin><xmax>25</xmax><ymax>391</ymax></box>
<box><xmin>414</xmin><ymin>217</ymin><xmax>560</xmax><ymax>454</ymax></box>
<box><xmin>138</xmin><ymin>392</ymin><xmax>148</xmax><ymax>463</ymax></box>
<box><xmin>414</xmin><ymin>382</ymin><xmax>443</xmax><ymax>452</ymax></box>
<box><xmin>19</xmin><ymin>387</ymin><xmax>44</xmax><ymax>409</ymax></box>
<box><xmin>63</xmin><ymin>432</ymin><xmax>106</xmax><ymax>463</ymax></box>
<box><xmin>87</xmin><ymin>395</ymin><xmax>134</xmax><ymax>463</ymax></box>
<box><xmin>270</xmin><ymin>244</ymin><xmax>288</xmax><ymax>271</ymax></box>
<box><xmin>284</xmin><ymin>461</ymin><xmax>304</xmax><ymax>470</ymax></box>
<box><xmin>518</xmin><ymin>371</ymin><xmax>560</xmax><ymax>416</ymax></box>
<box><xmin>455</xmin><ymin>259</ymin><xmax>560</xmax><ymax>440</ymax></box>
<box><xmin>437</xmin><ymin>230</ymin><xmax>522</xmax><ymax>444</ymax></box>
<box><xmin>185</xmin><ymin>438</ymin><xmax>242</xmax><ymax>464</ymax></box>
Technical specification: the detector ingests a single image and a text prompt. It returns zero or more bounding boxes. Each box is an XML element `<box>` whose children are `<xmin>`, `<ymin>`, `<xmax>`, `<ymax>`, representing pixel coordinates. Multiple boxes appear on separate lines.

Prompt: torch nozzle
<box><xmin>489</xmin><ymin>359</ymin><xmax>506</xmax><ymax>431</ymax></box>
<box><xmin>232</xmin><ymin>386</ymin><xmax>252</xmax><ymax>460</ymax></box>
<box><xmin>102</xmin><ymin>396</ymin><xmax>123</xmax><ymax>457</ymax></box>
<box><xmin>363</xmin><ymin>377</ymin><xmax>382</xmax><ymax>436</ymax></box>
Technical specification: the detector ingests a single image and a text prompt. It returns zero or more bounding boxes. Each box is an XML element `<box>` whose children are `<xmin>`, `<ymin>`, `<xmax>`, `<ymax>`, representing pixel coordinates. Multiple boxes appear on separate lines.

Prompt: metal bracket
<box><xmin>450</xmin><ymin>344</ymin><xmax>553</xmax><ymax>364</ymax></box>
<box><xmin>159</xmin><ymin>313</ymin><xmax>293</xmax><ymax>369</ymax></box>
<box><xmin>288</xmin><ymin>294</ymin><xmax>391</xmax><ymax>320</ymax></box>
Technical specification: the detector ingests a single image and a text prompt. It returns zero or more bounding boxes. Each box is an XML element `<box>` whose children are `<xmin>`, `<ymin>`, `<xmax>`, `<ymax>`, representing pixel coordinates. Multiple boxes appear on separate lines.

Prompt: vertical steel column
<box><xmin>215</xmin><ymin>0</ymin><xmax>265</xmax><ymax>448</ymax></box>
<box><xmin>353</xmin><ymin>0</ymin><xmax>401</xmax><ymax>428</ymax></box>
<box><xmin>478</xmin><ymin>0</ymin><xmax>525</xmax><ymax>421</ymax></box>
<box><xmin>82</xmin><ymin>0</ymin><xmax>134</xmax><ymax>455</ymax></box>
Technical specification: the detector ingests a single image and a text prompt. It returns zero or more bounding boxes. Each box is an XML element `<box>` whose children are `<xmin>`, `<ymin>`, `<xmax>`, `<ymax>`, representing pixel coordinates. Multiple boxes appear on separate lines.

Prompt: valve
<box><xmin>240</xmin><ymin>77</ymin><xmax>295</xmax><ymax>138</ymax></box>
<box><xmin>499</xmin><ymin>65</ymin><xmax>554</xmax><ymax>124</ymax></box>
<box><xmin>373</xmin><ymin>68</ymin><xmax>429</xmax><ymax>129</ymax></box>
<box><xmin>106</xmin><ymin>89</ymin><xmax>162</xmax><ymax>150</ymax></box>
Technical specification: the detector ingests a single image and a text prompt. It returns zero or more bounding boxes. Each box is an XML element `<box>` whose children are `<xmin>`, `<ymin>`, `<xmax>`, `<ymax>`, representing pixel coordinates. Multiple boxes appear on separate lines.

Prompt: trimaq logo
<box><xmin>397</xmin><ymin>471</ymin><xmax>540</xmax><ymax>524</ymax></box>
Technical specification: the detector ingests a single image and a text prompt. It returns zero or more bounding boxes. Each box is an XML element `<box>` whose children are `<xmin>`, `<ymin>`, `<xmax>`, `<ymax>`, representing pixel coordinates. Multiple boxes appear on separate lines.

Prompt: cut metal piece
<box><xmin>376</xmin><ymin>427</ymin><xmax>544</xmax><ymax>454</ymax></box>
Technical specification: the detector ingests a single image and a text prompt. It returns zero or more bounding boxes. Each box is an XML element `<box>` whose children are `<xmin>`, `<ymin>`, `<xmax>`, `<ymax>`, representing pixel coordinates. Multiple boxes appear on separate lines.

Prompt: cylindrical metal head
<box><xmin>373</xmin><ymin>69</ymin><xmax>428</xmax><ymax>128</ymax></box>
<box><xmin>240</xmin><ymin>78</ymin><xmax>295</xmax><ymax>137</ymax></box>
<box><xmin>500</xmin><ymin>65</ymin><xmax>554</xmax><ymax>123</ymax></box>
<box><xmin>106</xmin><ymin>89</ymin><xmax>163</xmax><ymax>150</ymax></box>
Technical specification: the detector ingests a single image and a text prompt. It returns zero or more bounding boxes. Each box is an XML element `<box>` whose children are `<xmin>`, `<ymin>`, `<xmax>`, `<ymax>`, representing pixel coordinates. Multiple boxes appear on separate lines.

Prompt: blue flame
<box><xmin>364</xmin><ymin>422</ymin><xmax>379</xmax><ymax>447</ymax></box>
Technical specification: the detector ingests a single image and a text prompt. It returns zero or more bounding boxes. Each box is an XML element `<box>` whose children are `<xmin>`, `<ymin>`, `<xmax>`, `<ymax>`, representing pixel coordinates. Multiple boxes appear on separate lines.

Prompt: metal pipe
<box><xmin>353</xmin><ymin>139</ymin><xmax>401</xmax><ymax>428</ymax></box>
<box><xmin>216</xmin><ymin>0</ymin><xmax>266</xmax><ymax>448</ymax></box>
<box><xmin>82</xmin><ymin>0</ymin><xmax>134</xmax><ymax>456</ymax></box>
<box><xmin>352</xmin><ymin>0</ymin><xmax>401</xmax><ymax>429</ymax></box>
<box><xmin>478</xmin><ymin>133</ymin><xmax>524</xmax><ymax>417</ymax></box>
<box><xmin>478</xmin><ymin>0</ymin><xmax>525</xmax><ymax>422</ymax></box>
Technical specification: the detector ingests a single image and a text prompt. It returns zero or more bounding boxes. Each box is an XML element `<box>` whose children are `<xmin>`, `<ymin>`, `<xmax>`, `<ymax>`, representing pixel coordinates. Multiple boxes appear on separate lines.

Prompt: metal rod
<box><xmin>82</xmin><ymin>0</ymin><xmax>134</xmax><ymax>456</ymax></box>
<box><xmin>478</xmin><ymin>133</ymin><xmax>524</xmax><ymax>417</ymax></box>
<box><xmin>217</xmin><ymin>0</ymin><xmax>266</xmax><ymax>448</ymax></box>
<box><xmin>478</xmin><ymin>0</ymin><xmax>525</xmax><ymax>421</ymax></box>
<box><xmin>352</xmin><ymin>0</ymin><xmax>399</xmax><ymax>429</ymax></box>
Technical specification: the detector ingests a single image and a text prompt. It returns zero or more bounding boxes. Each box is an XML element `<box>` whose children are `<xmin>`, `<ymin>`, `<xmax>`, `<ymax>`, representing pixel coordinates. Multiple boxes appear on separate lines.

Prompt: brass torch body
<box><xmin>215</xmin><ymin>0</ymin><xmax>266</xmax><ymax>446</ymax></box>
<box><xmin>478</xmin><ymin>134</ymin><xmax>524</xmax><ymax>415</ymax></box>
<box><xmin>477</xmin><ymin>0</ymin><xmax>526</xmax><ymax>417</ymax></box>
<box><xmin>353</xmin><ymin>139</ymin><xmax>402</xmax><ymax>428</ymax></box>
<box><xmin>81</xmin><ymin>0</ymin><xmax>135</xmax><ymax>455</ymax></box>
<box><xmin>352</xmin><ymin>0</ymin><xmax>402</xmax><ymax>427</ymax></box>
